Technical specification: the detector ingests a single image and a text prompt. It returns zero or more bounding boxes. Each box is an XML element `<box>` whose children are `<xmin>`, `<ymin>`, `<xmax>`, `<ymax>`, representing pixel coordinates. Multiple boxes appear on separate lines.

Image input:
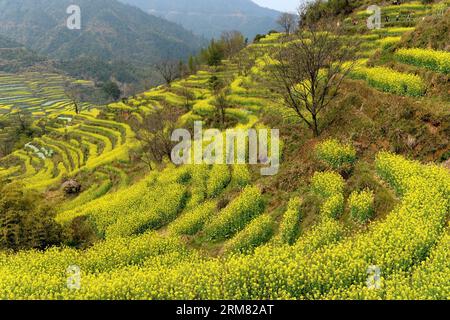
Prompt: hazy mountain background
<box><xmin>0</xmin><ymin>0</ymin><xmax>204</xmax><ymax>62</ymax></box>
<box><xmin>0</xmin><ymin>0</ymin><xmax>206</xmax><ymax>86</ymax></box>
<box><xmin>118</xmin><ymin>0</ymin><xmax>282</xmax><ymax>39</ymax></box>
<box><xmin>0</xmin><ymin>35</ymin><xmax>22</xmax><ymax>49</ymax></box>
<box><xmin>0</xmin><ymin>0</ymin><xmax>284</xmax><ymax>90</ymax></box>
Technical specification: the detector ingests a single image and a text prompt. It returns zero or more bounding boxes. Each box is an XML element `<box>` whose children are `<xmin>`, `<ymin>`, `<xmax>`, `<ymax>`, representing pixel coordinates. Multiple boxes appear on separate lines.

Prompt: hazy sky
<box><xmin>252</xmin><ymin>0</ymin><xmax>303</xmax><ymax>12</ymax></box>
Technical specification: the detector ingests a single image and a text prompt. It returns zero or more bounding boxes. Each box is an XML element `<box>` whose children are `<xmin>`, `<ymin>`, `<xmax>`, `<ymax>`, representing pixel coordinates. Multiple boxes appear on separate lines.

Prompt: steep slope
<box><xmin>119</xmin><ymin>0</ymin><xmax>281</xmax><ymax>39</ymax></box>
<box><xmin>0</xmin><ymin>0</ymin><xmax>205</xmax><ymax>65</ymax></box>
<box><xmin>400</xmin><ymin>8</ymin><xmax>450</xmax><ymax>50</ymax></box>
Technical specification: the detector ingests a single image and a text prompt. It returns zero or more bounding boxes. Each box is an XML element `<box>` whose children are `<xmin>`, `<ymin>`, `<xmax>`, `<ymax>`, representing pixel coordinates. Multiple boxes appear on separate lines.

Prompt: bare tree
<box><xmin>64</xmin><ymin>83</ymin><xmax>83</xmax><ymax>114</ymax></box>
<box><xmin>268</xmin><ymin>24</ymin><xmax>358</xmax><ymax>137</ymax></box>
<box><xmin>154</xmin><ymin>60</ymin><xmax>180</xmax><ymax>86</ymax></box>
<box><xmin>136</xmin><ymin>106</ymin><xmax>183</xmax><ymax>170</ymax></box>
<box><xmin>64</xmin><ymin>81</ymin><xmax>101</xmax><ymax>114</ymax></box>
<box><xmin>277</xmin><ymin>13</ymin><xmax>297</xmax><ymax>35</ymax></box>
<box><xmin>220</xmin><ymin>31</ymin><xmax>246</xmax><ymax>58</ymax></box>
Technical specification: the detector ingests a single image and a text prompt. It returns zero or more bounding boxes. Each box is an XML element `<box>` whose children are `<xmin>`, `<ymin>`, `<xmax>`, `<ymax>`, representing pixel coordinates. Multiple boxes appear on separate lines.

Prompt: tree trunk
<box><xmin>221</xmin><ymin>107</ymin><xmax>225</xmax><ymax>129</ymax></box>
<box><xmin>312</xmin><ymin>114</ymin><xmax>320</xmax><ymax>137</ymax></box>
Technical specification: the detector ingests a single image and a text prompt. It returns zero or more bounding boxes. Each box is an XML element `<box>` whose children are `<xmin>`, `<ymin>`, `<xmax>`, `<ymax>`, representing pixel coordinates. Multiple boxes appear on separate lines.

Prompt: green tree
<box><xmin>0</xmin><ymin>185</ymin><xmax>63</xmax><ymax>251</ymax></box>
<box><xmin>220</xmin><ymin>31</ymin><xmax>246</xmax><ymax>57</ymax></box>
<box><xmin>0</xmin><ymin>109</ymin><xmax>44</xmax><ymax>157</ymax></box>
<box><xmin>179</xmin><ymin>85</ymin><xmax>195</xmax><ymax>112</ymax></box>
<box><xmin>208</xmin><ymin>75</ymin><xmax>225</xmax><ymax>95</ymax></box>
<box><xmin>201</xmin><ymin>39</ymin><xmax>225</xmax><ymax>66</ymax></box>
<box><xmin>188</xmin><ymin>55</ymin><xmax>198</xmax><ymax>74</ymax></box>
<box><xmin>253</xmin><ymin>34</ymin><xmax>266</xmax><ymax>43</ymax></box>
<box><xmin>277</xmin><ymin>13</ymin><xmax>297</xmax><ymax>35</ymax></box>
<box><xmin>102</xmin><ymin>81</ymin><xmax>122</xmax><ymax>101</ymax></box>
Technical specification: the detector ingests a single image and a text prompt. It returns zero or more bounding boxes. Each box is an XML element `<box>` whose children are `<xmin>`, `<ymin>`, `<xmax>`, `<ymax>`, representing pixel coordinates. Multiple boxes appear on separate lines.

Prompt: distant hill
<box><xmin>0</xmin><ymin>35</ymin><xmax>22</xmax><ymax>49</ymax></box>
<box><xmin>0</xmin><ymin>0</ymin><xmax>205</xmax><ymax>65</ymax></box>
<box><xmin>119</xmin><ymin>0</ymin><xmax>282</xmax><ymax>39</ymax></box>
<box><xmin>0</xmin><ymin>35</ymin><xmax>48</xmax><ymax>73</ymax></box>
<box><xmin>0</xmin><ymin>34</ymin><xmax>140</xmax><ymax>84</ymax></box>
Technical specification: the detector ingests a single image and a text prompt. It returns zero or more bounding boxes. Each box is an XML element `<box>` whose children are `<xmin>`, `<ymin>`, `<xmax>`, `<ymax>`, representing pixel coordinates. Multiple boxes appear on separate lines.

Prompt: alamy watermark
<box><xmin>66</xmin><ymin>5</ymin><xmax>81</xmax><ymax>30</ymax></box>
<box><xmin>171</xmin><ymin>121</ymin><xmax>280</xmax><ymax>176</ymax></box>
<box><xmin>366</xmin><ymin>265</ymin><xmax>382</xmax><ymax>290</ymax></box>
<box><xmin>67</xmin><ymin>265</ymin><xmax>81</xmax><ymax>290</ymax></box>
<box><xmin>367</xmin><ymin>5</ymin><xmax>382</xmax><ymax>30</ymax></box>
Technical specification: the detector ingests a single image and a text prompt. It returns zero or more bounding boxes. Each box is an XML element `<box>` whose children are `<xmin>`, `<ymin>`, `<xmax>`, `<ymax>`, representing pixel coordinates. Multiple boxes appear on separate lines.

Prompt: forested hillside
<box><xmin>0</xmin><ymin>35</ymin><xmax>49</xmax><ymax>73</ymax></box>
<box><xmin>0</xmin><ymin>0</ymin><xmax>205</xmax><ymax>86</ymax></box>
<box><xmin>0</xmin><ymin>0</ymin><xmax>204</xmax><ymax>63</ymax></box>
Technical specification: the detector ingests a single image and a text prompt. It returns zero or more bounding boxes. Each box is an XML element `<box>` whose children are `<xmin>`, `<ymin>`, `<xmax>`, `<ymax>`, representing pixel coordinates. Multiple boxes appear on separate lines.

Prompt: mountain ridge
<box><xmin>118</xmin><ymin>0</ymin><xmax>282</xmax><ymax>39</ymax></box>
<box><xmin>0</xmin><ymin>0</ymin><xmax>205</xmax><ymax>64</ymax></box>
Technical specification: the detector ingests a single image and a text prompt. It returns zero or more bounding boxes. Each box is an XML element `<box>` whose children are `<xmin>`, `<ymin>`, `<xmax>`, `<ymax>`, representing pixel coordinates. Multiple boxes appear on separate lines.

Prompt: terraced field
<box><xmin>0</xmin><ymin>110</ymin><xmax>137</xmax><ymax>190</ymax></box>
<box><xmin>252</xmin><ymin>2</ymin><xmax>449</xmax><ymax>100</ymax></box>
<box><xmin>0</xmin><ymin>0</ymin><xmax>448</xmax><ymax>300</ymax></box>
<box><xmin>0</xmin><ymin>72</ymin><xmax>91</xmax><ymax>116</ymax></box>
